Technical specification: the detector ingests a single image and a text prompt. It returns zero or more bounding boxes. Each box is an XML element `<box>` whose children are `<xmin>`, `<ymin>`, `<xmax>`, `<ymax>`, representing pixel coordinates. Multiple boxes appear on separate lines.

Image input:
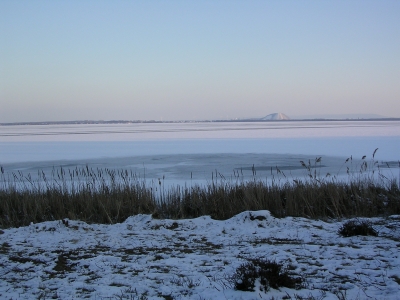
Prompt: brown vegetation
<box><xmin>0</xmin><ymin>155</ymin><xmax>399</xmax><ymax>228</ymax></box>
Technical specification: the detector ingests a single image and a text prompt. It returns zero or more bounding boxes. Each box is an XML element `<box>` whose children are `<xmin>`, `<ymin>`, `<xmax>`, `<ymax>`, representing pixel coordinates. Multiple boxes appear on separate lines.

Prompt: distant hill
<box><xmin>260</xmin><ymin>113</ymin><xmax>290</xmax><ymax>120</ymax></box>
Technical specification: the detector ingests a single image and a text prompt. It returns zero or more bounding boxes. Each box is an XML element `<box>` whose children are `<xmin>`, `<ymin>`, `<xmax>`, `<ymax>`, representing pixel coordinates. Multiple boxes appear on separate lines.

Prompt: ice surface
<box><xmin>0</xmin><ymin>121</ymin><xmax>400</xmax><ymax>175</ymax></box>
<box><xmin>1</xmin><ymin>121</ymin><xmax>399</xmax><ymax>186</ymax></box>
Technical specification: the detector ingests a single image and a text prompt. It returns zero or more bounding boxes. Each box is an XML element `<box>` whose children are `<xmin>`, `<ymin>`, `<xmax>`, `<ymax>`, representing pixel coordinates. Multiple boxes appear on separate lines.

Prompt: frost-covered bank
<box><xmin>0</xmin><ymin>211</ymin><xmax>399</xmax><ymax>299</ymax></box>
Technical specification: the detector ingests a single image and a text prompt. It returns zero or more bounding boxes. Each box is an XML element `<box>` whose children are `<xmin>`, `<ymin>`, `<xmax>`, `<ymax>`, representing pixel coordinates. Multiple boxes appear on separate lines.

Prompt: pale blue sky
<box><xmin>1</xmin><ymin>0</ymin><xmax>399</xmax><ymax>122</ymax></box>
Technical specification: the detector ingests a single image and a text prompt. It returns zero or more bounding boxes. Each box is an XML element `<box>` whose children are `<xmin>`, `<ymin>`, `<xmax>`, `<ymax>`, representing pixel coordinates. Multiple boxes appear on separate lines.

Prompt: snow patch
<box><xmin>1</xmin><ymin>211</ymin><xmax>399</xmax><ymax>299</ymax></box>
<box><xmin>260</xmin><ymin>112</ymin><xmax>290</xmax><ymax>120</ymax></box>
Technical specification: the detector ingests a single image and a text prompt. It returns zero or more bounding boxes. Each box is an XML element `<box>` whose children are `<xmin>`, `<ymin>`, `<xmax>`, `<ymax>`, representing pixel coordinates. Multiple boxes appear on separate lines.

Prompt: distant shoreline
<box><xmin>2</xmin><ymin>118</ymin><xmax>400</xmax><ymax>126</ymax></box>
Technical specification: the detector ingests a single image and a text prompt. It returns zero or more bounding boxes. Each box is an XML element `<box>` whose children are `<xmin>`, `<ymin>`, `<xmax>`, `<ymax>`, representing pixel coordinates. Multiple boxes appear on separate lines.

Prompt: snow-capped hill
<box><xmin>261</xmin><ymin>113</ymin><xmax>290</xmax><ymax>120</ymax></box>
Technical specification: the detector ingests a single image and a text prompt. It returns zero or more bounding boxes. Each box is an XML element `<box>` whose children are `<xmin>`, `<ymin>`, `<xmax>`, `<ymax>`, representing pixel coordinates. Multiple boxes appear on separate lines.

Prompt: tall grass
<box><xmin>0</xmin><ymin>167</ymin><xmax>156</xmax><ymax>228</ymax></box>
<box><xmin>0</xmin><ymin>152</ymin><xmax>399</xmax><ymax>228</ymax></box>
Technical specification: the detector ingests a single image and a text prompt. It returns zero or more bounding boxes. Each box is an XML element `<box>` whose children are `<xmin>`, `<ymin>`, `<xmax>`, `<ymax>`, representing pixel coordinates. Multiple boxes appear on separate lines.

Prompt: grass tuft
<box><xmin>338</xmin><ymin>219</ymin><xmax>378</xmax><ymax>237</ymax></box>
<box><xmin>231</xmin><ymin>258</ymin><xmax>302</xmax><ymax>292</ymax></box>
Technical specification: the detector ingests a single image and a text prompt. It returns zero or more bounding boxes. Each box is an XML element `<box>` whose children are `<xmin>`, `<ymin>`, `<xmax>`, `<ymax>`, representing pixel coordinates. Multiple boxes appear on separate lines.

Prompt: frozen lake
<box><xmin>1</xmin><ymin>121</ymin><xmax>399</xmax><ymax>186</ymax></box>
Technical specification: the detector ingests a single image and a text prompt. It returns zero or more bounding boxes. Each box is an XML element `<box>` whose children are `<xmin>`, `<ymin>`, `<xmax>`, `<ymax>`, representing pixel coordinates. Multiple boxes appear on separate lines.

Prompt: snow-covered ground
<box><xmin>1</xmin><ymin>211</ymin><xmax>399</xmax><ymax>299</ymax></box>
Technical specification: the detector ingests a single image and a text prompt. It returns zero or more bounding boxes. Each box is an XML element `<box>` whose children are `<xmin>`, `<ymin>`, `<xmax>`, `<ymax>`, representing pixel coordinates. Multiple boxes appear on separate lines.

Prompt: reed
<box><xmin>0</xmin><ymin>153</ymin><xmax>399</xmax><ymax>228</ymax></box>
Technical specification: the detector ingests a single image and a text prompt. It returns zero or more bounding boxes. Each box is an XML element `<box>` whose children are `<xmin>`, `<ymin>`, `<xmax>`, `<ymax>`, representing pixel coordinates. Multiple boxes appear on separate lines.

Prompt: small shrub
<box><xmin>232</xmin><ymin>258</ymin><xmax>302</xmax><ymax>292</ymax></box>
<box><xmin>232</xmin><ymin>262</ymin><xmax>258</xmax><ymax>291</ymax></box>
<box><xmin>338</xmin><ymin>220</ymin><xmax>378</xmax><ymax>237</ymax></box>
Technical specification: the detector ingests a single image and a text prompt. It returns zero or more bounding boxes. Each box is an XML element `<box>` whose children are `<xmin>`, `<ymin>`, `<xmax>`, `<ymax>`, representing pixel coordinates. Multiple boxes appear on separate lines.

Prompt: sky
<box><xmin>1</xmin><ymin>0</ymin><xmax>400</xmax><ymax>122</ymax></box>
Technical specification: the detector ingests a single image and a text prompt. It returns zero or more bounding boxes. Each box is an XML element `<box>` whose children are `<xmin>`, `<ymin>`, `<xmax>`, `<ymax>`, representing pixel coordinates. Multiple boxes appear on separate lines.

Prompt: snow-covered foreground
<box><xmin>1</xmin><ymin>211</ymin><xmax>399</xmax><ymax>299</ymax></box>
